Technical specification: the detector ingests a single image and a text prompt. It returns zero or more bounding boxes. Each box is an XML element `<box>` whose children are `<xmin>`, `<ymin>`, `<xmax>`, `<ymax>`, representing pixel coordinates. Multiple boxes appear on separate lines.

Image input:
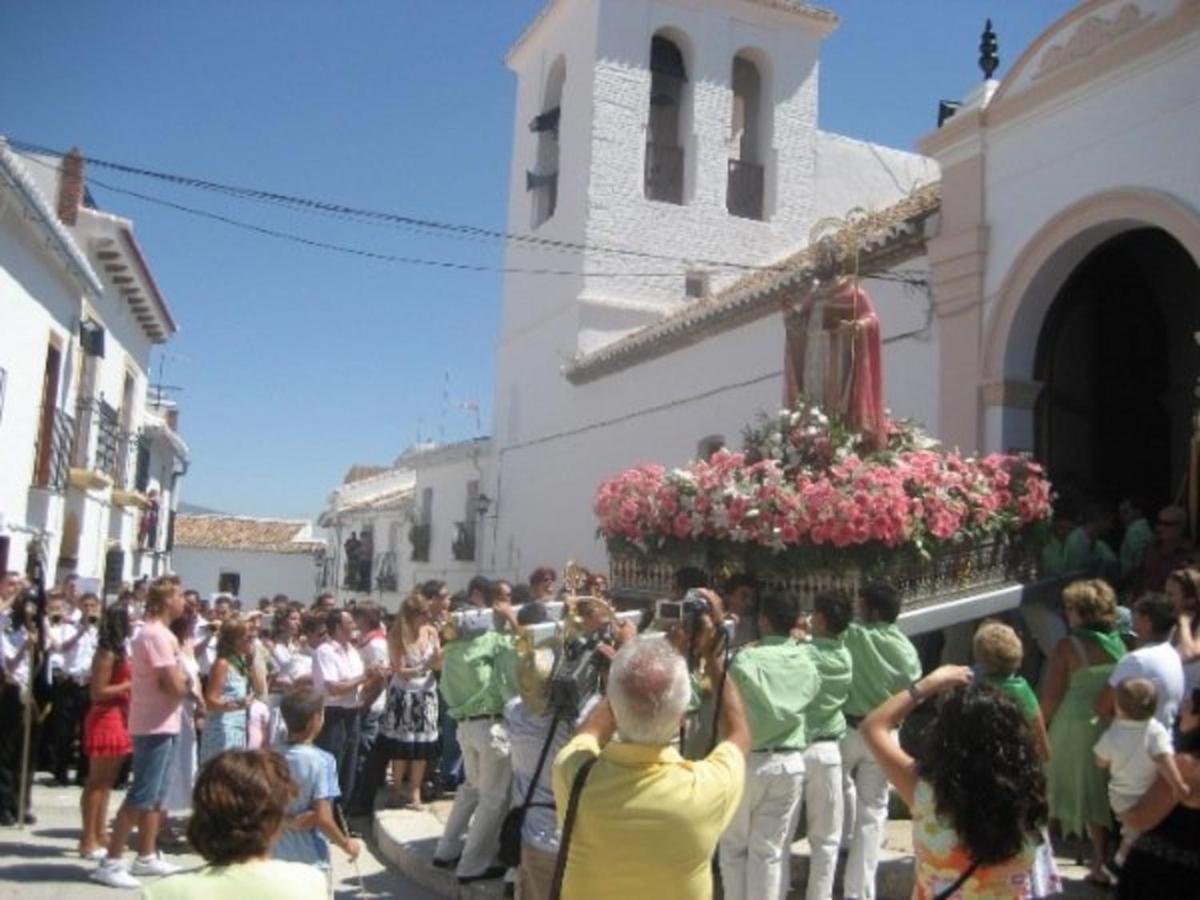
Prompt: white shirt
<box><xmin>359</xmin><ymin>634</ymin><xmax>389</xmax><ymax>714</ymax></box>
<box><xmin>64</xmin><ymin>622</ymin><xmax>99</xmax><ymax>682</ymax></box>
<box><xmin>1094</xmin><ymin>718</ymin><xmax>1174</xmax><ymax>807</ymax></box>
<box><xmin>194</xmin><ymin>619</ymin><xmax>220</xmax><ymax>676</ymax></box>
<box><xmin>1109</xmin><ymin>640</ymin><xmax>1186</xmax><ymax>729</ymax></box>
<box><xmin>2</xmin><ymin>627</ymin><xmax>32</xmax><ymax>690</ymax></box>
<box><xmin>45</xmin><ymin>619</ymin><xmax>73</xmax><ymax>681</ymax></box>
<box><xmin>313</xmin><ymin>640</ymin><xmax>364</xmax><ymax>709</ymax></box>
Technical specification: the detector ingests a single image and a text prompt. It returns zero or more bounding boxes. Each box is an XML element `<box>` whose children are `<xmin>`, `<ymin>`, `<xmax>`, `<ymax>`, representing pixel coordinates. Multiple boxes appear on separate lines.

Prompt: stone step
<box><xmin>372</xmin><ymin>805</ymin><xmax>1104</xmax><ymax>900</ymax></box>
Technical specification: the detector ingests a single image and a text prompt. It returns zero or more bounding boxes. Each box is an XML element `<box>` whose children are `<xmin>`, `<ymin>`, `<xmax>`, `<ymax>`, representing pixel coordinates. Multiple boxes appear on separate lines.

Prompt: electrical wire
<box><xmin>9</xmin><ymin>137</ymin><xmax>930</xmax><ymax>286</ymax></box>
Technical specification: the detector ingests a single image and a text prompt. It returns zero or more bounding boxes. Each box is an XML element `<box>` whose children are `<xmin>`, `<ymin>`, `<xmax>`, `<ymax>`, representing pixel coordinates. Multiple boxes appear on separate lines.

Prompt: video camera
<box><xmin>546</xmin><ymin>609</ymin><xmax>645</xmax><ymax>717</ymax></box>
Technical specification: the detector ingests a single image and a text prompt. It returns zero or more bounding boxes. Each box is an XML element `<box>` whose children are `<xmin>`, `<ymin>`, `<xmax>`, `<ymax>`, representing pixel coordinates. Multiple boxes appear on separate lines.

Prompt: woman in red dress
<box><xmin>79</xmin><ymin>604</ymin><xmax>133</xmax><ymax>859</ymax></box>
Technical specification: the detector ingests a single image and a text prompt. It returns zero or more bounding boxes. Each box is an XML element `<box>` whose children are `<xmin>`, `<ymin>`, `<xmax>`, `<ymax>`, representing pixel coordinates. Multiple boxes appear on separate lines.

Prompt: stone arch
<box><xmin>984</xmin><ymin>188</ymin><xmax>1200</xmax><ymax>384</ymax></box>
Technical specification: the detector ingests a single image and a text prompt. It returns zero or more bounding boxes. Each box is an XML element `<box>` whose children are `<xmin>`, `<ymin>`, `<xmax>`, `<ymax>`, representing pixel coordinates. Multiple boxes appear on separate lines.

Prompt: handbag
<box><xmin>548</xmin><ymin>756</ymin><xmax>596</xmax><ymax>900</ymax></box>
<box><xmin>498</xmin><ymin>713</ymin><xmax>561</xmax><ymax>868</ymax></box>
<box><xmin>932</xmin><ymin>858</ymin><xmax>982</xmax><ymax>900</ymax></box>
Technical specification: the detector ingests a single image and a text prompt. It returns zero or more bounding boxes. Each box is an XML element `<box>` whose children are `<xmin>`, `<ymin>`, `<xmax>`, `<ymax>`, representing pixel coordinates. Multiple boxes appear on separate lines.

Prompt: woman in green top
<box><xmin>1040</xmin><ymin>579</ymin><xmax>1126</xmax><ymax>885</ymax></box>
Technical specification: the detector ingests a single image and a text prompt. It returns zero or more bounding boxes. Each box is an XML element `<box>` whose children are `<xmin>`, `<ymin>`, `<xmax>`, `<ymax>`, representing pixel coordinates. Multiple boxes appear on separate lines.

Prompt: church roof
<box><xmin>563</xmin><ymin>183</ymin><xmax>941</xmax><ymax>384</ymax></box>
<box><xmin>507</xmin><ymin>0</ymin><xmax>839</xmax><ymax>63</ymax></box>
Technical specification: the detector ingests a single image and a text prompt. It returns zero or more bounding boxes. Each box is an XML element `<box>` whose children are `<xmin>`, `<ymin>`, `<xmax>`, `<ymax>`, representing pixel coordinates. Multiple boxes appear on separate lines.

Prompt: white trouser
<box><xmin>719</xmin><ymin>750</ymin><xmax>805</xmax><ymax>900</ymax></box>
<box><xmin>840</xmin><ymin>726</ymin><xmax>890</xmax><ymax>900</ymax></box>
<box><xmin>802</xmin><ymin>740</ymin><xmax>843</xmax><ymax>900</ymax></box>
<box><xmin>434</xmin><ymin>718</ymin><xmax>512</xmax><ymax>877</ymax></box>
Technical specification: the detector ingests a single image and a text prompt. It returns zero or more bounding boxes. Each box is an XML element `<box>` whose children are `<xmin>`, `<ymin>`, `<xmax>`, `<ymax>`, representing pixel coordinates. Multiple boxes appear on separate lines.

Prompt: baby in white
<box><xmin>1093</xmin><ymin>677</ymin><xmax>1189</xmax><ymax>866</ymax></box>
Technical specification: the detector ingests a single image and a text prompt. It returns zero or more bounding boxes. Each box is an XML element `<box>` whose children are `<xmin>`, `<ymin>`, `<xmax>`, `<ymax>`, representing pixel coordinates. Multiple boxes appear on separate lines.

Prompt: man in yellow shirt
<box><xmin>552</xmin><ymin>592</ymin><xmax>750</xmax><ymax>899</ymax></box>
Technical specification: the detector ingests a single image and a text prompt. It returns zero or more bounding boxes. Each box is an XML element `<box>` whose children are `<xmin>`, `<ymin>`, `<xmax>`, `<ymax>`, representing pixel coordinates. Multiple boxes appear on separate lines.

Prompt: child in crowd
<box><xmin>1093</xmin><ymin>677</ymin><xmax>1190</xmax><ymax>872</ymax></box>
<box><xmin>273</xmin><ymin>687</ymin><xmax>361</xmax><ymax>890</ymax></box>
<box><xmin>973</xmin><ymin>621</ymin><xmax>1050</xmax><ymax>759</ymax></box>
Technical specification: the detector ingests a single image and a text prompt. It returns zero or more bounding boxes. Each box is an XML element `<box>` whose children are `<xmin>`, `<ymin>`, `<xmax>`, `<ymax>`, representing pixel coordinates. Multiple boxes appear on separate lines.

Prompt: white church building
<box><xmin>489</xmin><ymin>0</ymin><xmax>939</xmax><ymax>579</ymax></box>
<box><xmin>326</xmin><ymin>0</ymin><xmax>1200</xmax><ymax>618</ymax></box>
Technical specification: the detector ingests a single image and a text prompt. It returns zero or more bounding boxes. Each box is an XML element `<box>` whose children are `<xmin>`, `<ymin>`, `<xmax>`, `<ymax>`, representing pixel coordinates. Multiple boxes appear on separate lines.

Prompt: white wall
<box><xmin>0</xmin><ymin>174</ymin><xmax>85</xmax><ymax>571</ymax></box>
<box><xmin>982</xmin><ymin>22</ymin><xmax>1200</xmax><ymax>375</ymax></box>
<box><xmin>173</xmin><ymin>546</ymin><xmax>321</xmax><ymax>604</ymax></box>
<box><xmin>410</xmin><ymin>450</ymin><xmax>490</xmax><ymax>591</ymax></box>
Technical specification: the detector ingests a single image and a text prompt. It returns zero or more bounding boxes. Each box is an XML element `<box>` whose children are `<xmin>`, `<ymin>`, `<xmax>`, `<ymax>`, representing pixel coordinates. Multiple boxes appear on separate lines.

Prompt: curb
<box><xmin>373</xmin><ymin>808</ymin><xmax>504</xmax><ymax>899</ymax></box>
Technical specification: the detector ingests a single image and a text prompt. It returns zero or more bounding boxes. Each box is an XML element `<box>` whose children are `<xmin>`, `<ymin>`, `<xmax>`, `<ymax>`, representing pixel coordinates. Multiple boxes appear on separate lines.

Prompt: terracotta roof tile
<box><xmin>174</xmin><ymin>515</ymin><xmax>324</xmax><ymax>555</ymax></box>
<box><xmin>563</xmin><ymin>183</ymin><xmax>941</xmax><ymax>383</ymax></box>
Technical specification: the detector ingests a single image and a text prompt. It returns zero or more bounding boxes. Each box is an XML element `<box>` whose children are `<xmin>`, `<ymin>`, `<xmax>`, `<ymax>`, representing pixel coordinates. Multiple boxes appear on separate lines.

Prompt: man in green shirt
<box><xmin>718</xmin><ymin>591</ymin><xmax>819</xmax><ymax>900</ymax></box>
<box><xmin>433</xmin><ymin>580</ymin><xmax>519</xmax><ymax>883</ymax></box>
<box><xmin>799</xmin><ymin>591</ymin><xmax>853</xmax><ymax>900</ymax></box>
<box><xmin>839</xmin><ymin>582</ymin><xmax>921</xmax><ymax>900</ymax></box>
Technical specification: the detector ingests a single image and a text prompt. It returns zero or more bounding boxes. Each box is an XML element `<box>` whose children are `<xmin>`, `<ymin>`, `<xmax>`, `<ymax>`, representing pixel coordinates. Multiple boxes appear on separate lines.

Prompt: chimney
<box><xmin>57</xmin><ymin>147</ymin><xmax>85</xmax><ymax>226</ymax></box>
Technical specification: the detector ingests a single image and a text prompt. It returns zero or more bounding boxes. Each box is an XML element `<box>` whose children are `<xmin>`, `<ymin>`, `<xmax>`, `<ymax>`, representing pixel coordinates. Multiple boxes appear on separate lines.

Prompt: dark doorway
<box><xmin>1034</xmin><ymin>228</ymin><xmax>1200</xmax><ymax>511</ymax></box>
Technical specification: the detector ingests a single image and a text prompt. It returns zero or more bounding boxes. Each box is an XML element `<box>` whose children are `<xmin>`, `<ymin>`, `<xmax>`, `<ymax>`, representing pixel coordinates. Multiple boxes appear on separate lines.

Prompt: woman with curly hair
<box><xmin>1041</xmin><ymin>578</ymin><xmax>1126</xmax><ymax>885</ymax></box>
<box><xmin>863</xmin><ymin>665</ymin><xmax>1058</xmax><ymax>898</ymax></box>
<box><xmin>144</xmin><ymin>749</ymin><xmax>325</xmax><ymax>898</ymax></box>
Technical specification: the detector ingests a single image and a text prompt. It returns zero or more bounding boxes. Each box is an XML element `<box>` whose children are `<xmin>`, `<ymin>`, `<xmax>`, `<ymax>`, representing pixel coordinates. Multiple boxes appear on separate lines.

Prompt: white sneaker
<box><xmin>90</xmin><ymin>861</ymin><xmax>141</xmax><ymax>889</ymax></box>
<box><xmin>130</xmin><ymin>854</ymin><xmax>182</xmax><ymax>877</ymax></box>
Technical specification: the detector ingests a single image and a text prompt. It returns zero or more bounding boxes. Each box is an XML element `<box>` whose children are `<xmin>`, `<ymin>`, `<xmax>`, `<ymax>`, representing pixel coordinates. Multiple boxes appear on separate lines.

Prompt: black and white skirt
<box><xmin>380</xmin><ymin>683</ymin><xmax>439</xmax><ymax>760</ymax></box>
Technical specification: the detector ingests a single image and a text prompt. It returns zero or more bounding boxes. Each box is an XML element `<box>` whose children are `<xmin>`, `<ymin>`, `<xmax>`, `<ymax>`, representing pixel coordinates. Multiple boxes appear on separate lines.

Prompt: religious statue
<box><xmin>784</xmin><ymin>274</ymin><xmax>886</xmax><ymax>450</ymax></box>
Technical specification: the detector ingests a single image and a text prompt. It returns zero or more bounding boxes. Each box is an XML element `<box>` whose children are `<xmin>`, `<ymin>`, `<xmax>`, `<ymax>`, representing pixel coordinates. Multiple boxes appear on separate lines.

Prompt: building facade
<box><xmin>0</xmin><ymin>141</ymin><xmax>187</xmax><ymax>591</ymax></box>
<box><xmin>489</xmin><ymin>0</ymin><xmax>939</xmax><ymax>578</ymax></box>
<box><xmin>172</xmin><ymin>514</ymin><xmax>325</xmax><ymax>603</ymax></box>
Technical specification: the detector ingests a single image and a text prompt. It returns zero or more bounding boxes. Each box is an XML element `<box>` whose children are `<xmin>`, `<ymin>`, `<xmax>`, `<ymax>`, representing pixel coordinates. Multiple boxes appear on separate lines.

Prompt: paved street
<box><xmin>0</xmin><ymin>780</ymin><xmax>438</xmax><ymax>899</ymax></box>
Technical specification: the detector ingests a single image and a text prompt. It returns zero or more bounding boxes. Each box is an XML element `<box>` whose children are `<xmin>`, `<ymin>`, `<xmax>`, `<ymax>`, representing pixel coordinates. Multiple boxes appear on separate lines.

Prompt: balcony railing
<box><xmin>72</xmin><ymin>398</ymin><xmax>142</xmax><ymax>488</ymax></box>
<box><xmin>32</xmin><ymin>406</ymin><xmax>74</xmax><ymax>492</ymax></box>
<box><xmin>645</xmin><ymin>142</ymin><xmax>684</xmax><ymax>204</ymax></box>
<box><xmin>727</xmin><ymin>159</ymin><xmax>765</xmax><ymax>220</ymax></box>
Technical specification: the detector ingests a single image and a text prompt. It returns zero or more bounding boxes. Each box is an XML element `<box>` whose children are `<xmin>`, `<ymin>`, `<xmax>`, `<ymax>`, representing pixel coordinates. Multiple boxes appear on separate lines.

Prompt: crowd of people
<box><xmin>0</xmin><ymin>532</ymin><xmax>1196</xmax><ymax>899</ymax></box>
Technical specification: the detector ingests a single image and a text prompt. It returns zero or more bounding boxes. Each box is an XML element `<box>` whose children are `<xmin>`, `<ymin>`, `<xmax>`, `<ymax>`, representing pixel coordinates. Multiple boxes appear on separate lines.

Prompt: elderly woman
<box><xmin>144</xmin><ymin>750</ymin><xmax>325</xmax><ymax>898</ymax></box>
<box><xmin>862</xmin><ymin>665</ymin><xmax>1058</xmax><ymax>898</ymax></box>
<box><xmin>1041</xmin><ymin>578</ymin><xmax>1126</xmax><ymax>884</ymax></box>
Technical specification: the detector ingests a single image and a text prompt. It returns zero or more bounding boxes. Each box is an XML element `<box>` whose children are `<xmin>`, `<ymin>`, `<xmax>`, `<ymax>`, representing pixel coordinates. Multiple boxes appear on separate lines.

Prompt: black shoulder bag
<box><xmin>498</xmin><ymin>714</ymin><xmax>561</xmax><ymax>868</ymax></box>
<box><xmin>548</xmin><ymin>756</ymin><xmax>596</xmax><ymax>900</ymax></box>
<box><xmin>932</xmin><ymin>858</ymin><xmax>981</xmax><ymax>900</ymax></box>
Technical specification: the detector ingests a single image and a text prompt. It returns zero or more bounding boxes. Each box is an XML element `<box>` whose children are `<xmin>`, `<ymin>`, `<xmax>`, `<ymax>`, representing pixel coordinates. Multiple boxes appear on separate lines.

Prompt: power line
<box><xmin>17</xmin><ymin>153</ymin><xmax>688</xmax><ymax>279</ymax></box>
<box><xmin>9</xmin><ymin>137</ymin><xmax>930</xmax><ymax>286</ymax></box>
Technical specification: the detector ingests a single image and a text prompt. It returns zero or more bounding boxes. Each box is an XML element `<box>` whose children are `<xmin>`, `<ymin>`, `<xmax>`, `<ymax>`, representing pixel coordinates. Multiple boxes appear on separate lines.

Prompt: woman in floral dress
<box><xmin>862</xmin><ymin>664</ymin><xmax>1059</xmax><ymax>899</ymax></box>
<box><xmin>382</xmin><ymin>593</ymin><xmax>442</xmax><ymax>808</ymax></box>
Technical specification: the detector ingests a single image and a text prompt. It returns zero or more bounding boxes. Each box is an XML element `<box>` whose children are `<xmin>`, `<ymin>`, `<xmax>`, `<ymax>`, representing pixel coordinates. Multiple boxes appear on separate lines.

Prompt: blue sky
<box><xmin>1</xmin><ymin>1</ymin><xmax>1075</xmax><ymax>519</ymax></box>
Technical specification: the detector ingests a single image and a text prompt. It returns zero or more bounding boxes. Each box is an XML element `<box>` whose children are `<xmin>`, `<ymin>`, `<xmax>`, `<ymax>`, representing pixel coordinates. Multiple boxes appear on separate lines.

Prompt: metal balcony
<box><xmin>32</xmin><ymin>406</ymin><xmax>74</xmax><ymax>492</ymax></box>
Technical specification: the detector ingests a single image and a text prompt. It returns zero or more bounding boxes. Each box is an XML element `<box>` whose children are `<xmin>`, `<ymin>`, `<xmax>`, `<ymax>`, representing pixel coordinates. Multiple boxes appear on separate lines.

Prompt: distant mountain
<box><xmin>177</xmin><ymin>502</ymin><xmax>227</xmax><ymax>516</ymax></box>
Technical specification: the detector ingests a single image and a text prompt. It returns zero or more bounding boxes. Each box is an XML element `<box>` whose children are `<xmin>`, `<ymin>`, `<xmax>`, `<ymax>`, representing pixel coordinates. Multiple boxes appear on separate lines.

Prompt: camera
<box><xmin>655</xmin><ymin>589</ymin><xmax>713</xmax><ymax>622</ymax></box>
<box><xmin>547</xmin><ymin>630</ymin><xmax>611</xmax><ymax>717</ymax></box>
<box><xmin>50</xmin><ymin>614</ymin><xmax>63</xmax><ymax>625</ymax></box>
<box><xmin>87</xmin><ymin>616</ymin><xmax>100</xmax><ymax>626</ymax></box>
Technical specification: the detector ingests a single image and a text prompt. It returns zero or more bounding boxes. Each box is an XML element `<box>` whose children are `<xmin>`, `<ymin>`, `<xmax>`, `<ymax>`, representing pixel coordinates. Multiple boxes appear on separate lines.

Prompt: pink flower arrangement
<box><xmin>594</xmin><ymin>405</ymin><xmax>1052</xmax><ymax>559</ymax></box>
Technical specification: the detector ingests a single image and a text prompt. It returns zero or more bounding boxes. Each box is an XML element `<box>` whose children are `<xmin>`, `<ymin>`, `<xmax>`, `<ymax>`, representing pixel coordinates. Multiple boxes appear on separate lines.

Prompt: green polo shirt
<box><xmin>803</xmin><ymin>636</ymin><xmax>853</xmax><ymax>741</ymax></box>
<box><xmin>842</xmin><ymin>622</ymin><xmax>921</xmax><ymax>718</ymax></box>
<box><xmin>1120</xmin><ymin>517</ymin><xmax>1154</xmax><ymax>578</ymax></box>
<box><xmin>984</xmin><ymin>673</ymin><xmax>1040</xmax><ymax>723</ymax></box>
<box><xmin>729</xmin><ymin>635</ymin><xmax>820</xmax><ymax>751</ymax></box>
<box><xmin>440</xmin><ymin>630</ymin><xmax>515</xmax><ymax>720</ymax></box>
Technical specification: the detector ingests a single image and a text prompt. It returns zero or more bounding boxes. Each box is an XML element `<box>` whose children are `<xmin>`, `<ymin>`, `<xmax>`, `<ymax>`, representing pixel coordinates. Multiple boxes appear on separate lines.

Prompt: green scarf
<box><xmin>1071</xmin><ymin>626</ymin><xmax>1126</xmax><ymax>663</ymax></box>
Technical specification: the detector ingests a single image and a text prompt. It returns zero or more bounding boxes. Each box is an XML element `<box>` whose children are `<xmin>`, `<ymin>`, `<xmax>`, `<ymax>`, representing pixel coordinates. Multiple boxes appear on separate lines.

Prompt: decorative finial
<box><xmin>980</xmin><ymin>19</ymin><xmax>999</xmax><ymax>80</ymax></box>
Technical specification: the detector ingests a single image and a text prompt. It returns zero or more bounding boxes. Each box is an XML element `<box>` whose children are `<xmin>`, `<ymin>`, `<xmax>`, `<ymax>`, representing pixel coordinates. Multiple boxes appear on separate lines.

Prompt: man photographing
<box><xmin>552</xmin><ymin>589</ymin><xmax>750</xmax><ymax>899</ymax></box>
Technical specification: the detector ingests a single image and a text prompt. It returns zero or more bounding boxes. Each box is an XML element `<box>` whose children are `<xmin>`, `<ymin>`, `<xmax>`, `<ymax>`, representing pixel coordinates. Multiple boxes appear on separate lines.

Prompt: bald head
<box><xmin>607</xmin><ymin>636</ymin><xmax>690</xmax><ymax>745</ymax></box>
